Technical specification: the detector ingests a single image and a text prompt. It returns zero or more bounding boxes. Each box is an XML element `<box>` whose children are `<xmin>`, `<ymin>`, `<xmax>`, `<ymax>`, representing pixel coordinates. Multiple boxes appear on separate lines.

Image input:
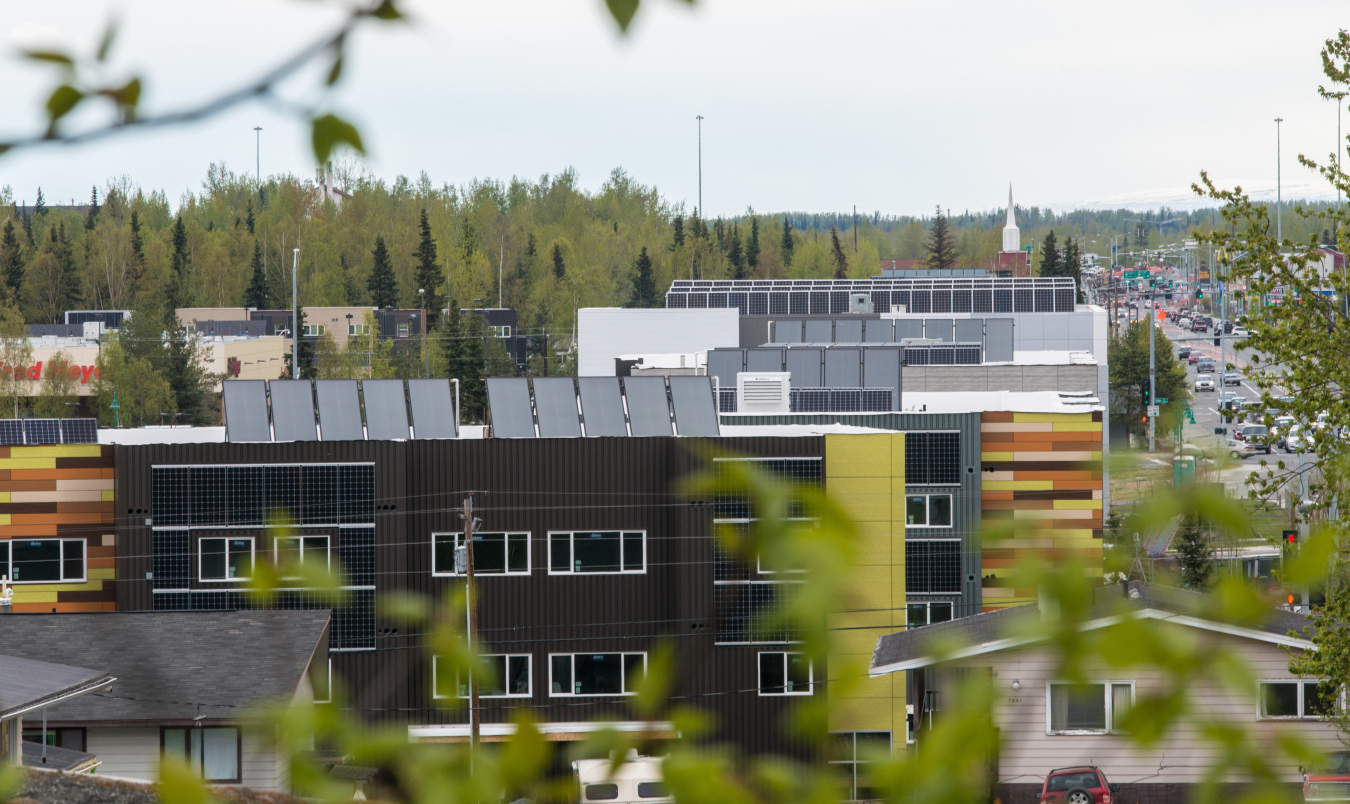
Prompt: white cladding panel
<box><xmin>579</xmin><ymin>308</ymin><xmax>739</xmax><ymax>377</ymax></box>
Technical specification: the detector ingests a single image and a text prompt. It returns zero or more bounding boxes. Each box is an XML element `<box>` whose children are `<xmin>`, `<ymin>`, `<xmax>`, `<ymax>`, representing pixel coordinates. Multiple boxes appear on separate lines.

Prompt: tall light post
<box><xmin>1275</xmin><ymin>117</ymin><xmax>1284</xmax><ymax>243</ymax></box>
<box><xmin>1329</xmin><ymin>92</ymin><xmax>1347</xmax><ymax>206</ymax></box>
<box><xmin>292</xmin><ymin>248</ymin><xmax>300</xmax><ymax>377</ymax></box>
<box><xmin>253</xmin><ymin>126</ymin><xmax>262</xmax><ymax>188</ymax></box>
<box><xmin>696</xmin><ymin>115</ymin><xmax>704</xmax><ymax>217</ymax></box>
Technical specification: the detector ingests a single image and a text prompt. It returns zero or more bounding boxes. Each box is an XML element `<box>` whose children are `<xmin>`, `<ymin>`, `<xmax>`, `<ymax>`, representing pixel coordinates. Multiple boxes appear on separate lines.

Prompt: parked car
<box><xmin>1195</xmin><ymin>376</ymin><xmax>1215</xmax><ymax>392</ymax></box>
<box><xmin>1039</xmin><ymin>765</ymin><xmax>1119</xmax><ymax>804</ymax></box>
<box><xmin>1223</xmin><ymin>372</ymin><xmax>1243</xmax><ymax>386</ymax></box>
<box><xmin>1224</xmin><ymin>321</ymin><xmax>1234</xmax><ymax>333</ymax></box>
<box><xmin>1304</xmin><ymin>751</ymin><xmax>1350</xmax><ymax>802</ymax></box>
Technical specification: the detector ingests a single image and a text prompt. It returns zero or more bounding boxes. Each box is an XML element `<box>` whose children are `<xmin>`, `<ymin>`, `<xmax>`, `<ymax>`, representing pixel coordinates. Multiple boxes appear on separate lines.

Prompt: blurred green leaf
<box><xmin>0</xmin><ymin>764</ymin><xmax>24</xmax><ymax>801</ymax></box>
<box><xmin>96</xmin><ymin>18</ymin><xmax>118</xmax><ymax>61</ymax></box>
<box><xmin>1284</xmin><ymin>527</ymin><xmax>1336</xmax><ymax>585</ymax></box>
<box><xmin>605</xmin><ymin>0</ymin><xmax>640</xmax><ymax>31</ymax></box>
<box><xmin>158</xmin><ymin>756</ymin><xmax>213</xmax><ymax>804</ymax></box>
<box><xmin>371</xmin><ymin>0</ymin><xmax>402</xmax><ymax>20</ymax></box>
<box><xmin>379</xmin><ymin>590</ymin><xmax>431</xmax><ymax>624</ymax></box>
<box><xmin>500</xmin><ymin>712</ymin><xmax>549</xmax><ymax>793</ymax></box>
<box><xmin>631</xmin><ymin>641</ymin><xmax>674</xmax><ymax>719</ymax></box>
<box><xmin>311</xmin><ymin>113</ymin><xmax>365</xmax><ymax>164</ymax></box>
<box><xmin>45</xmin><ymin>84</ymin><xmax>83</xmax><ymax>123</ymax></box>
<box><xmin>326</xmin><ymin>54</ymin><xmax>344</xmax><ymax>86</ymax></box>
<box><xmin>24</xmin><ymin>50</ymin><xmax>73</xmax><ymax>66</ymax></box>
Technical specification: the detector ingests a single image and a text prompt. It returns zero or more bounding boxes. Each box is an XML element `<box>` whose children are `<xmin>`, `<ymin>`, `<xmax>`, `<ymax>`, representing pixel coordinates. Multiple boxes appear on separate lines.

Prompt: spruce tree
<box><xmin>1039</xmin><ymin>230</ymin><xmax>1061</xmax><ymax>277</ymax></box>
<box><xmin>0</xmin><ymin>220</ymin><xmax>22</xmax><ymax>301</ymax></box>
<box><xmin>830</xmin><ymin>226</ymin><xmax>849</xmax><ymax>279</ymax></box>
<box><xmin>128</xmin><ymin>210</ymin><xmax>146</xmax><ymax>295</ymax></box>
<box><xmin>167</xmin><ymin>214</ymin><xmax>190</xmax><ymax>316</ymax></box>
<box><xmin>21</xmin><ymin>209</ymin><xmax>32</xmax><ymax>248</ymax></box>
<box><xmin>33</xmin><ymin>188</ymin><xmax>46</xmax><ymax>217</ymax></box>
<box><xmin>552</xmin><ymin>243</ymin><xmax>566</xmax><ymax>279</ymax></box>
<box><xmin>781</xmin><ymin>217</ymin><xmax>795</xmax><ymax>267</ymax></box>
<box><xmin>413</xmin><ymin>209</ymin><xmax>442</xmax><ymax>328</ymax></box>
<box><xmin>244</xmin><ymin>199</ymin><xmax>255</xmax><ymax>235</ymax></box>
<box><xmin>924</xmin><ymin>206</ymin><xmax>957</xmax><ymax>271</ymax></box>
<box><xmin>630</xmin><ymin>246</ymin><xmax>656</xmax><ymax>308</ymax></box>
<box><xmin>244</xmin><ymin>241</ymin><xmax>270</xmax><ymax>309</ymax></box>
<box><xmin>727</xmin><ymin>225</ymin><xmax>746</xmax><ymax>279</ymax></box>
<box><xmin>440</xmin><ymin>302</ymin><xmax>485</xmax><ymax>422</ymax></box>
<box><xmin>746</xmin><ymin>218</ymin><xmax>760</xmax><ymax>271</ymax></box>
<box><xmin>85</xmin><ymin>187</ymin><xmax>100</xmax><ymax>231</ymax></box>
<box><xmin>672</xmin><ymin>215</ymin><xmax>685</xmax><ymax>248</ymax></box>
<box><xmin>367</xmin><ymin>235</ymin><xmax>399</xmax><ymax>308</ymax></box>
<box><xmin>1174</xmin><ymin>515</ymin><xmax>1213</xmax><ymax>589</ymax></box>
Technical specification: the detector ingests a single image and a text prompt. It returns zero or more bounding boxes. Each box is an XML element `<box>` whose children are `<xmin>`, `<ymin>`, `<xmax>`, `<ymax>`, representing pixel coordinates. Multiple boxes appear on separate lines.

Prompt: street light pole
<box><xmin>696</xmin><ymin>115</ymin><xmax>704</xmax><ymax>217</ymax></box>
<box><xmin>292</xmin><ymin>248</ymin><xmax>300</xmax><ymax>377</ymax></box>
<box><xmin>1275</xmin><ymin>117</ymin><xmax>1284</xmax><ymax>243</ymax></box>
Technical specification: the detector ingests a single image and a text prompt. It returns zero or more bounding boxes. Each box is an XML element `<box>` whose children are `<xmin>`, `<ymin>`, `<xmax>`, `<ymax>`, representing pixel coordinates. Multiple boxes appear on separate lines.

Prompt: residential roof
<box><xmin>0</xmin><ymin>654</ymin><xmax>114</xmax><ymax>721</ymax></box>
<box><xmin>0</xmin><ymin>610</ymin><xmax>330</xmax><ymax>723</ymax></box>
<box><xmin>870</xmin><ymin>581</ymin><xmax>1313</xmax><ymax>676</ymax></box>
<box><xmin>23</xmin><ymin>741</ymin><xmax>102</xmax><ymax>773</ymax></box>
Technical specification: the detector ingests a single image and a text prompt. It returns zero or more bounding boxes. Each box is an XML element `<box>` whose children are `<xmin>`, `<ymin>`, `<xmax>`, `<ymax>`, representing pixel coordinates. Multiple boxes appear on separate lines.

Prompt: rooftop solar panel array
<box><xmin>408</xmin><ymin>379</ymin><xmax>458</xmax><ymax>439</ymax></box>
<box><xmin>362</xmin><ymin>380</ymin><xmax>410</xmax><ymax>440</ymax></box>
<box><xmin>269</xmin><ymin>380</ymin><xmax>318</xmax><ymax>442</ymax></box>
<box><xmin>59</xmin><ymin>418</ymin><xmax>99</xmax><ymax>444</ymax></box>
<box><xmin>315</xmin><ymin>380</ymin><xmax>364</xmax><ymax>442</ymax></box>
<box><xmin>666</xmin><ymin>276</ymin><xmax>1077</xmax><ymax>314</ymax></box>
<box><xmin>623</xmin><ymin>376</ymin><xmax>674</xmax><ymax>437</ymax></box>
<box><xmin>668</xmin><ymin>376</ymin><xmax>720</xmax><ymax>436</ymax></box>
<box><xmin>532</xmin><ymin>378</ymin><xmax>581</xmax><ymax>438</ymax></box>
<box><xmin>222</xmin><ymin>378</ymin><xmax>460</xmax><ymax>443</ymax></box>
<box><xmin>486</xmin><ymin>377</ymin><xmax>536</xmax><ymax>438</ymax></box>
<box><xmin>0</xmin><ymin>417</ymin><xmax>101</xmax><ymax>445</ymax></box>
<box><xmin>577</xmin><ymin>377</ymin><xmax>628</xmax><ymax>437</ymax></box>
<box><xmin>223</xmin><ymin>381</ymin><xmax>272</xmax><ymax>443</ymax></box>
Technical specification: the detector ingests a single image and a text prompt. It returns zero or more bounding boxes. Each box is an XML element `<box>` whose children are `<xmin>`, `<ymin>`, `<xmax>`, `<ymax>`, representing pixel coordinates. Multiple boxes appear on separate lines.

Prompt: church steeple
<box><xmin>1002</xmin><ymin>184</ymin><xmax>1020</xmax><ymax>252</ymax></box>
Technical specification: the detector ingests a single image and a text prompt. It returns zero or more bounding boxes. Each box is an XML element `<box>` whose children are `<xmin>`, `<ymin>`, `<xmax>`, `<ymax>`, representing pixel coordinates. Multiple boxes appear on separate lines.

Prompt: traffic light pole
<box><xmin>1149</xmin><ymin>287</ymin><xmax>1157</xmax><ymax>452</ymax></box>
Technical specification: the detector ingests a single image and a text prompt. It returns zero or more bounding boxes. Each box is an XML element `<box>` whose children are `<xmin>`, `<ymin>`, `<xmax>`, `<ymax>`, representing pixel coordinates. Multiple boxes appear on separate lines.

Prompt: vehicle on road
<box><xmin>1177</xmin><ymin>346</ymin><xmax>1192</xmax><ymax>360</ymax></box>
<box><xmin>575</xmin><ymin>754</ymin><xmax>671</xmax><ymax>804</ymax></box>
<box><xmin>1195</xmin><ymin>376</ymin><xmax>1215</xmax><ymax>392</ymax></box>
<box><xmin>1283</xmin><ymin>425</ymin><xmax>1306</xmax><ymax>453</ymax></box>
<box><xmin>1197</xmin><ymin>358</ymin><xmax>1216</xmax><ymax>373</ymax></box>
<box><xmin>1225</xmin><ymin>439</ymin><xmax>1258</xmax><ymax>459</ymax></box>
<box><xmin>1039</xmin><ymin>766</ymin><xmax>1119</xmax><ymax>804</ymax></box>
<box><xmin>1223</xmin><ymin>372</ymin><xmax>1243</xmax><ymax>386</ymax></box>
<box><xmin>1192</xmin><ymin>320</ymin><xmax>1208</xmax><ymax>332</ymax></box>
<box><xmin>1189</xmin><ymin>353</ymin><xmax>1201</xmax><ymax>364</ymax></box>
<box><xmin>1236</xmin><ymin>424</ymin><xmax>1271</xmax><ymax>453</ymax></box>
<box><xmin>1231</xmin><ymin>326</ymin><xmax>1249</xmax><ymax>337</ymax></box>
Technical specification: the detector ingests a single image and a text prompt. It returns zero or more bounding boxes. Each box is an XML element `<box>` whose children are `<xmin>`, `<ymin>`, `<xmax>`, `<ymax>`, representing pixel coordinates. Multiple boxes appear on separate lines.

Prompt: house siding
<box><xmin>942</xmin><ymin>623</ymin><xmax>1338</xmax><ymax>786</ymax></box>
<box><xmin>84</xmin><ymin>726</ymin><xmax>160</xmax><ymax>781</ymax></box>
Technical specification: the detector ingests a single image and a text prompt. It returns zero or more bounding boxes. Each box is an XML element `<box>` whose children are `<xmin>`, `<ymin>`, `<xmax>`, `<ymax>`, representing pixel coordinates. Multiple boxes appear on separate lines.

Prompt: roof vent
<box><xmin>736</xmin><ymin>372</ymin><xmax>791</xmax><ymax>414</ymax></box>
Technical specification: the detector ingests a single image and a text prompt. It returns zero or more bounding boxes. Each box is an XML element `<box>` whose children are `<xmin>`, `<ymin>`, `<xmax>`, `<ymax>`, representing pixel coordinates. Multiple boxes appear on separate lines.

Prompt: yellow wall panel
<box><xmin>1051</xmin><ymin>422</ymin><xmax>1103</xmax><ymax>432</ymax></box>
<box><xmin>981</xmin><ymin>451</ymin><xmax>1014</xmax><ymax>462</ymax></box>
<box><xmin>1053</xmin><ymin>499</ymin><xmax>1103</xmax><ymax>510</ymax></box>
<box><xmin>1011</xmin><ymin>413</ymin><xmax>1094</xmax><ymax>423</ymax></box>
<box><xmin>11</xmin><ymin>445</ymin><xmax>104</xmax><ymax>458</ymax></box>
<box><xmin>825</xmin><ymin>435</ymin><xmax>891</xmax><ymax>477</ymax></box>
<box><xmin>101</xmin><ymin>489</ymin><xmax>115</xmax><ymax>501</ymax></box>
<box><xmin>0</xmin><ymin>458</ymin><xmax>56</xmax><ymax>470</ymax></box>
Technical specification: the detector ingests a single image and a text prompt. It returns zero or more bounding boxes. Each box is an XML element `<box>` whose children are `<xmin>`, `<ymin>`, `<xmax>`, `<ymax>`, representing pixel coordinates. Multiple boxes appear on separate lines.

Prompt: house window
<box><xmin>549</xmin><ymin>653</ymin><xmax>646</xmax><ymax>696</ymax></box>
<box><xmin>905</xmin><ymin>494</ymin><xmax>953</xmax><ymax>527</ymax></box>
<box><xmin>433</xmin><ymin>533</ymin><xmax>530</xmax><ymax>576</ymax></box>
<box><xmin>22</xmin><ymin>727</ymin><xmax>86</xmax><ymax>753</ymax></box>
<box><xmin>199</xmin><ymin>537</ymin><xmax>254</xmax><ymax>581</ymax></box>
<box><xmin>434</xmin><ymin>654</ymin><xmax>531</xmax><ymax>699</ymax></box>
<box><xmin>759</xmin><ymin>652</ymin><xmax>813</xmax><ymax>695</ymax></box>
<box><xmin>492</xmin><ymin>325</ymin><xmax>512</xmax><ymax>338</ymax></box>
<box><xmin>398</xmin><ymin>323</ymin><xmax>410</xmax><ymax>337</ymax></box>
<box><xmin>1047</xmin><ymin>682</ymin><xmax>1133</xmax><ymax>734</ymax></box>
<box><xmin>1259</xmin><ymin>681</ymin><xmax>1336</xmax><ymax>719</ymax></box>
<box><xmin>162</xmin><ymin>726</ymin><xmax>241</xmax><ymax>783</ymax></box>
<box><xmin>302</xmin><ymin>324</ymin><xmax>326</xmax><ymax>337</ymax></box>
<box><xmin>549</xmin><ymin>531</ymin><xmax>645</xmax><ymax>574</ymax></box>
<box><xmin>0</xmin><ymin>539</ymin><xmax>85</xmax><ymax>583</ymax></box>
<box><xmin>275</xmin><ymin>535</ymin><xmax>329</xmax><ymax>577</ymax></box>
<box><xmin>906</xmin><ymin>601</ymin><xmax>953</xmax><ymax>628</ymax></box>
<box><xmin>830</xmin><ymin>731</ymin><xmax>891</xmax><ymax>802</ymax></box>
<box><xmin>348</xmin><ymin>323</ymin><xmax>369</xmax><ymax>336</ymax></box>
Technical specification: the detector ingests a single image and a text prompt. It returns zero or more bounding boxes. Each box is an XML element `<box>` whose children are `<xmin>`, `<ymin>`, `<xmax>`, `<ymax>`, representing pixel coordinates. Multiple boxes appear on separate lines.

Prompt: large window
<box><xmin>302</xmin><ymin>324</ymin><xmax>326</xmax><ymax>337</ymax></box>
<box><xmin>0</xmin><ymin>539</ymin><xmax>85</xmax><ymax>583</ymax></box>
<box><xmin>905</xmin><ymin>540</ymin><xmax>962</xmax><ymax>594</ymax></box>
<box><xmin>162</xmin><ymin>726</ymin><xmax>240</xmax><ymax>783</ymax></box>
<box><xmin>549</xmin><ymin>653</ymin><xmax>646</xmax><ymax>696</ymax></box>
<box><xmin>759</xmin><ymin>652</ymin><xmax>812</xmax><ymax>695</ymax></box>
<box><xmin>906</xmin><ymin>601</ymin><xmax>953</xmax><ymax>628</ymax></box>
<box><xmin>831</xmin><ymin>732</ymin><xmax>891</xmax><ymax>802</ymax></box>
<box><xmin>199</xmin><ymin>537</ymin><xmax>254</xmax><ymax>581</ymax></box>
<box><xmin>433</xmin><ymin>654</ymin><xmax>531</xmax><ymax>699</ymax></box>
<box><xmin>1259</xmin><ymin>680</ymin><xmax>1336</xmax><ymax>719</ymax></box>
<box><xmin>433</xmin><ymin>532</ymin><xmax>529</xmax><ymax>576</ymax></box>
<box><xmin>1047</xmin><ymin>682</ymin><xmax>1133</xmax><ymax>734</ymax></box>
<box><xmin>549</xmin><ymin>531</ymin><xmax>645</xmax><ymax>574</ymax></box>
<box><xmin>348</xmin><ymin>323</ymin><xmax>369</xmax><ymax>336</ymax></box>
<box><xmin>275</xmin><ymin>535</ymin><xmax>329</xmax><ymax>577</ymax></box>
<box><xmin>905</xmin><ymin>494</ymin><xmax>953</xmax><ymax>527</ymax></box>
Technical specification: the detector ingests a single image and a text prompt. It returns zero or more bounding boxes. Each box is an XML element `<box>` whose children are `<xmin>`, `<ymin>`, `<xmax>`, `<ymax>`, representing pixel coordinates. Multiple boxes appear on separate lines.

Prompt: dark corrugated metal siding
<box><xmin>115</xmin><ymin>436</ymin><xmax>824</xmax><ymax>759</ymax></box>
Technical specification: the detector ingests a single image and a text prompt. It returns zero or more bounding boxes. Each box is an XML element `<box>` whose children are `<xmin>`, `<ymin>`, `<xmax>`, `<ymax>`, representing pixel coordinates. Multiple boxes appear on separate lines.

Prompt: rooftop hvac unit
<box><xmin>736</xmin><ymin>372</ymin><xmax>791</xmax><ymax>414</ymax></box>
<box><xmin>849</xmin><ymin>293</ymin><xmax>873</xmax><ymax>314</ymax></box>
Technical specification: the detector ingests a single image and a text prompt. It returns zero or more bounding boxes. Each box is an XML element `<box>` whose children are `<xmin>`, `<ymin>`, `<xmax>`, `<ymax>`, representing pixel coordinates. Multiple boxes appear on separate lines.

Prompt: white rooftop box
<box><xmin>736</xmin><ymin>372</ymin><xmax>791</xmax><ymax>414</ymax></box>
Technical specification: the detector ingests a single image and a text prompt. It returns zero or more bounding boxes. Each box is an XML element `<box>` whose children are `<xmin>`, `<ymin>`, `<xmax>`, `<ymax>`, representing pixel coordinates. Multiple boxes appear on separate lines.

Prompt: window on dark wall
<box><xmin>1</xmin><ymin>539</ymin><xmax>85</xmax><ymax>582</ymax></box>
<box><xmin>904</xmin><ymin>432</ymin><xmax>961</xmax><ymax>486</ymax></box>
<box><xmin>548</xmin><ymin>531</ymin><xmax>645</xmax><ymax>574</ymax></box>
<box><xmin>759</xmin><ymin>652</ymin><xmax>812</xmax><ymax>695</ymax></box>
<box><xmin>905</xmin><ymin>540</ymin><xmax>961</xmax><ymax>594</ymax></box>
<box><xmin>549</xmin><ymin>653</ymin><xmax>646</xmax><ymax>696</ymax></box>
<box><xmin>433</xmin><ymin>532</ymin><xmax>529</xmax><ymax>576</ymax></box>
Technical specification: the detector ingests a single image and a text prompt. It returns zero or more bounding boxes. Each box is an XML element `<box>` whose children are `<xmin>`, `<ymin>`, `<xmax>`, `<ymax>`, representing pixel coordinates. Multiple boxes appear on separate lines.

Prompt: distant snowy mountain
<box><xmin>1055</xmin><ymin>180</ymin><xmax>1339</xmax><ymax>212</ymax></box>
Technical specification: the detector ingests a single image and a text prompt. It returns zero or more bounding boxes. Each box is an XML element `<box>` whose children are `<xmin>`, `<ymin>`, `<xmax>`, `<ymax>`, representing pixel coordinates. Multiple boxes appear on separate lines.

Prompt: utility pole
<box><xmin>254</xmin><ymin>126</ymin><xmax>262</xmax><ymax>188</ymax></box>
<box><xmin>462</xmin><ymin>496</ymin><xmax>479</xmax><ymax>753</ymax></box>
<box><xmin>1275</xmin><ymin>117</ymin><xmax>1284</xmax><ymax>243</ymax></box>
<box><xmin>696</xmin><ymin>115</ymin><xmax>704</xmax><ymax>217</ymax></box>
<box><xmin>1149</xmin><ymin>298</ymin><xmax>1157</xmax><ymax>452</ymax></box>
<box><xmin>292</xmin><ymin>248</ymin><xmax>300</xmax><ymax>378</ymax></box>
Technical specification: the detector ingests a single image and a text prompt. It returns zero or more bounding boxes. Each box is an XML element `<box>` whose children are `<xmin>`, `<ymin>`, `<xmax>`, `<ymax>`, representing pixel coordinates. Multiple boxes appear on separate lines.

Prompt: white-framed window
<box><xmin>434</xmin><ymin>654</ymin><xmax>532</xmax><ymax>699</ymax></box>
<box><xmin>549</xmin><ymin>652</ymin><xmax>646</xmax><ymax>696</ymax></box>
<box><xmin>199</xmin><ymin>537</ymin><xmax>254</xmax><ymax>581</ymax></box>
<box><xmin>432</xmin><ymin>532</ymin><xmax>530</xmax><ymax>576</ymax></box>
<box><xmin>1046</xmin><ymin>681</ymin><xmax>1134</xmax><ymax>734</ymax></box>
<box><xmin>348</xmin><ymin>323</ymin><xmax>370</xmax><ymax>336</ymax></box>
<box><xmin>0</xmin><ymin>538</ymin><xmax>86</xmax><ymax>583</ymax></box>
<box><xmin>398</xmin><ymin>323</ymin><xmax>410</xmax><ymax>337</ymax></box>
<box><xmin>302</xmin><ymin>324</ymin><xmax>326</xmax><ymax>337</ymax></box>
<box><xmin>1258</xmin><ymin>680</ymin><xmax>1336</xmax><ymax>719</ymax></box>
<box><xmin>492</xmin><ymin>325</ymin><xmax>512</xmax><ymax>338</ymax></box>
<box><xmin>906</xmin><ymin>600</ymin><xmax>953</xmax><ymax>629</ymax></box>
<box><xmin>275</xmin><ymin>535</ymin><xmax>330</xmax><ymax>577</ymax></box>
<box><xmin>548</xmin><ymin>531</ymin><xmax>645</xmax><ymax>574</ymax></box>
<box><xmin>162</xmin><ymin>726</ymin><xmax>240</xmax><ymax>783</ymax></box>
<box><xmin>758</xmin><ymin>651</ymin><xmax>813</xmax><ymax>695</ymax></box>
<box><xmin>905</xmin><ymin>494</ymin><xmax>953</xmax><ymax>527</ymax></box>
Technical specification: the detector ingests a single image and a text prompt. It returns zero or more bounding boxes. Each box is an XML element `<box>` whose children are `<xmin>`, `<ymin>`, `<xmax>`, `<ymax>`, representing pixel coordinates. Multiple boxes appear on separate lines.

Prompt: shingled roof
<box><xmin>0</xmin><ymin>653</ymin><xmax>113</xmax><ymax>721</ymax></box>
<box><xmin>0</xmin><ymin>610</ymin><xmax>330</xmax><ymax>723</ymax></box>
<box><xmin>871</xmin><ymin>580</ymin><xmax>1315</xmax><ymax>676</ymax></box>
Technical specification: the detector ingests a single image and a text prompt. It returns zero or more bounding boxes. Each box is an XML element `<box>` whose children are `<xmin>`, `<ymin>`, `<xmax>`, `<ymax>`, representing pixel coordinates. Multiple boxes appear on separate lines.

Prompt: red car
<box><xmin>1305</xmin><ymin>751</ymin><xmax>1350</xmax><ymax>801</ymax></box>
<box><xmin>1039</xmin><ymin>766</ymin><xmax>1119</xmax><ymax>804</ymax></box>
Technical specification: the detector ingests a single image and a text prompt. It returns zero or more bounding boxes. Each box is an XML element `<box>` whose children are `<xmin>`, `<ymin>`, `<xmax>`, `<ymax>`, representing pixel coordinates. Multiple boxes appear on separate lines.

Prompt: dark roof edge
<box><xmin>1</xmin><ymin>674</ymin><xmax>116</xmax><ymax>721</ymax></box>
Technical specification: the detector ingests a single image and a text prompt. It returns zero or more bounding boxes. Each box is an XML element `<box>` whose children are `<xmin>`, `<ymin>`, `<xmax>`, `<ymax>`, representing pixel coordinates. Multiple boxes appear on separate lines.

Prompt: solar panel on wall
<box><xmin>746</xmin><ymin>348</ymin><xmax>785</xmax><ymax>373</ymax></box>
<box><xmin>954</xmin><ymin>318</ymin><xmax>983</xmax><ymax>346</ymax></box>
<box><xmin>315</xmin><ymin>380</ymin><xmax>365</xmax><ymax>441</ymax></box>
<box><xmin>577</xmin><ymin>377</ymin><xmax>628</xmax><ymax>437</ymax></box>
<box><xmin>669</xmin><ymin>376</ymin><xmax>720</xmax><ymax>436</ymax></box>
<box><xmin>864</xmin><ymin>319</ymin><xmax>893</xmax><ymax>342</ymax></box>
<box><xmin>804</xmin><ymin>319</ymin><xmax>832</xmax><ymax>343</ymax></box>
<box><xmin>269</xmin><ymin>380</ymin><xmax>318</xmax><ymax>442</ymax></box>
<box><xmin>834</xmin><ymin>319</ymin><xmax>862</xmax><ymax>342</ymax></box>
<box><xmin>361</xmin><ymin>380</ymin><xmax>410</xmax><ymax>440</ymax></box>
<box><xmin>707</xmin><ymin>350</ymin><xmax>746</xmax><ymax>391</ymax></box>
<box><xmin>408</xmin><ymin>379</ymin><xmax>458</xmax><ymax>439</ymax></box>
<box><xmin>622</xmin><ymin>376</ymin><xmax>673</xmax><ymax>437</ymax></box>
<box><xmin>532</xmin><ymin>378</ymin><xmax>581</xmax><ymax>438</ymax></box>
<box><xmin>222</xmin><ymin>380</ymin><xmax>272</xmax><ymax>443</ymax></box>
<box><xmin>862</xmin><ymin>348</ymin><xmax>901</xmax><ymax>410</ymax></box>
<box><xmin>23</xmin><ymin>419</ymin><xmax>61</xmax><ymax>445</ymax></box>
<box><xmin>824</xmin><ymin>348</ymin><xmax>861</xmax><ymax>388</ymax></box>
<box><xmin>785</xmin><ymin>348</ymin><xmax>822</xmax><ymax>387</ymax></box>
<box><xmin>984</xmin><ymin>319</ymin><xmax>1014</xmax><ymax>362</ymax></box>
<box><xmin>59</xmin><ymin>418</ymin><xmax>98</xmax><ymax>444</ymax></box>
<box><xmin>486</xmin><ymin>377</ymin><xmax>536</xmax><ymax>438</ymax></box>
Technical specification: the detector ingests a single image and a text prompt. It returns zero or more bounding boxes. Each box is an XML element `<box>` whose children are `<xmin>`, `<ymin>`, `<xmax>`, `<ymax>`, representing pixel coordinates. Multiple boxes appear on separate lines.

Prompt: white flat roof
<box><xmin>719</xmin><ymin>423</ymin><xmax>898</xmax><ymax>437</ymax></box>
<box><xmin>902</xmin><ymin>390</ymin><xmax>1101</xmax><ymax>414</ymax></box>
<box><xmin>99</xmin><ymin>427</ymin><xmax>227</xmax><ymax>445</ymax></box>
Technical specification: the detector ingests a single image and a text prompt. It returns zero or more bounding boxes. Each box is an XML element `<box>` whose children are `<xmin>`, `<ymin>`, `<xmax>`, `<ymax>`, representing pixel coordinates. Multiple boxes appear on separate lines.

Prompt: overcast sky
<box><xmin>1</xmin><ymin>0</ymin><xmax>1347</xmax><ymax>217</ymax></box>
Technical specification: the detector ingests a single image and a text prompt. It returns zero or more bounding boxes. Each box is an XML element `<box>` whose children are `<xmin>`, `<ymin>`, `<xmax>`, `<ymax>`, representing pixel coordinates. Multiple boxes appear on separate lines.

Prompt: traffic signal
<box><xmin>1142</xmin><ymin>384</ymin><xmax>1151</xmax><ymax>407</ymax></box>
<box><xmin>1196</xmin><ymin>288</ymin><xmax>1204</xmax><ymax>299</ymax></box>
<box><xmin>1284</xmin><ymin>529</ymin><xmax>1299</xmax><ymax>545</ymax></box>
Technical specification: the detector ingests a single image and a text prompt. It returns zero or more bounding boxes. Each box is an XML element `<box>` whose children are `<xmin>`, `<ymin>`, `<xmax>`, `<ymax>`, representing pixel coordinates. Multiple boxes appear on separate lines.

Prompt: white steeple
<box><xmin>1002</xmin><ymin>184</ymin><xmax>1020</xmax><ymax>252</ymax></box>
